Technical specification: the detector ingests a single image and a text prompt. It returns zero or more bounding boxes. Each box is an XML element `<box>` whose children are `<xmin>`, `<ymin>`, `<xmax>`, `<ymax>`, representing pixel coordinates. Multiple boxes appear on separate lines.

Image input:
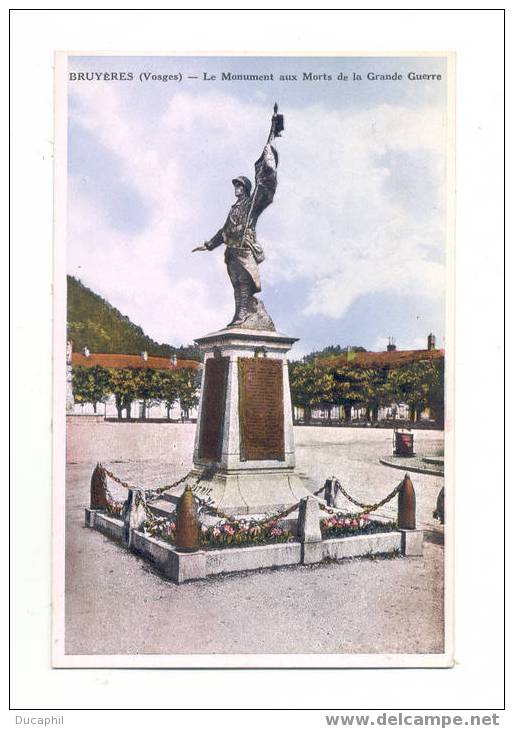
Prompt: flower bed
<box><xmin>145</xmin><ymin>515</ymin><xmax>176</xmax><ymax>542</ymax></box>
<box><xmin>105</xmin><ymin>499</ymin><xmax>124</xmax><ymax>518</ymax></box>
<box><xmin>321</xmin><ymin>514</ymin><xmax>397</xmax><ymax>540</ymax></box>
<box><xmin>202</xmin><ymin>520</ymin><xmax>293</xmax><ymax>550</ymax></box>
<box><xmin>144</xmin><ymin>516</ymin><xmax>294</xmax><ymax>550</ymax></box>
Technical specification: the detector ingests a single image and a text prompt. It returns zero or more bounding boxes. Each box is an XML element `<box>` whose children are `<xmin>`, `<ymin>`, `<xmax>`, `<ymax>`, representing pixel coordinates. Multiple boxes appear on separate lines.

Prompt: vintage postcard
<box><xmin>52</xmin><ymin>52</ymin><xmax>454</xmax><ymax>668</ymax></box>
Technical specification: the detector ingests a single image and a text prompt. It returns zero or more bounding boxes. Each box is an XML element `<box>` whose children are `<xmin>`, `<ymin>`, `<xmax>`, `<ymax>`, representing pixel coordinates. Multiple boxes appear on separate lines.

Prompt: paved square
<box><xmin>65</xmin><ymin>422</ymin><xmax>445</xmax><ymax>656</ymax></box>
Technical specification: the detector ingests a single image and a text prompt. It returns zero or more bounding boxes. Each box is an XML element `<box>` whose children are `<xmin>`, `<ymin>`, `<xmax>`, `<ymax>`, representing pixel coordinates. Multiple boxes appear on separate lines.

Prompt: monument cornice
<box><xmin>195</xmin><ymin>327</ymin><xmax>298</xmax><ymax>349</ymax></box>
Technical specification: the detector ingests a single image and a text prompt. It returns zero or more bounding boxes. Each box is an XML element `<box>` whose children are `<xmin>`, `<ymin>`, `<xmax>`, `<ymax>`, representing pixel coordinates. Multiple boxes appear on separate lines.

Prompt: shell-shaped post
<box><xmin>90</xmin><ymin>463</ymin><xmax>109</xmax><ymax>510</ymax></box>
<box><xmin>175</xmin><ymin>485</ymin><xmax>200</xmax><ymax>552</ymax></box>
<box><xmin>398</xmin><ymin>473</ymin><xmax>416</xmax><ymax>530</ymax></box>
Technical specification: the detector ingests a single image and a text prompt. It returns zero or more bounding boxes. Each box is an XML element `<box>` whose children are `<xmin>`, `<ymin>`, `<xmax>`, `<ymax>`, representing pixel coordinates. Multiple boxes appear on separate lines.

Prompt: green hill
<box><xmin>66</xmin><ymin>276</ymin><xmax>201</xmax><ymax>360</ymax></box>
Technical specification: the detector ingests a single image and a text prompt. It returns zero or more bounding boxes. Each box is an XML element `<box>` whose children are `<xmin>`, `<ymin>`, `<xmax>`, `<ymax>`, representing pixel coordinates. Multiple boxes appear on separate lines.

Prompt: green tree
<box><xmin>388</xmin><ymin>360</ymin><xmax>444</xmax><ymax>423</ymax></box>
<box><xmin>71</xmin><ymin>366</ymin><xmax>91</xmax><ymax>409</ymax></box>
<box><xmin>132</xmin><ymin>368</ymin><xmax>162</xmax><ymax>419</ymax></box>
<box><xmin>288</xmin><ymin>361</ymin><xmax>334</xmax><ymax>423</ymax></box>
<box><xmin>428</xmin><ymin>358</ymin><xmax>445</xmax><ymax>428</ymax></box>
<box><xmin>303</xmin><ymin>344</ymin><xmax>367</xmax><ymax>363</ymax></box>
<box><xmin>108</xmin><ymin>368</ymin><xmax>138</xmax><ymax>419</ymax></box>
<box><xmin>156</xmin><ymin>370</ymin><xmax>182</xmax><ymax>420</ymax></box>
<box><xmin>176</xmin><ymin>367</ymin><xmax>200</xmax><ymax>421</ymax></box>
<box><xmin>360</xmin><ymin>366</ymin><xmax>394</xmax><ymax>422</ymax></box>
<box><xmin>329</xmin><ymin>364</ymin><xmax>368</xmax><ymax>421</ymax></box>
<box><xmin>72</xmin><ymin>365</ymin><xmax>111</xmax><ymax>413</ymax></box>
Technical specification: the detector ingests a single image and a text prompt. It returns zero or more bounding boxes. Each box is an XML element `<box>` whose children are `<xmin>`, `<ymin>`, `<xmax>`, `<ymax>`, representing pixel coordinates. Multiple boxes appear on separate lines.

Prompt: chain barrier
<box><xmin>98</xmin><ymin>464</ymin><xmax>402</xmax><ymax>527</ymax></box>
<box><xmin>104</xmin><ymin>482</ymin><xmax>116</xmax><ymax>503</ymax></box>
<box><xmin>147</xmin><ymin>473</ymin><xmax>191</xmax><ymax>499</ymax></box>
<box><xmin>98</xmin><ymin>464</ymin><xmax>196</xmax><ymax>524</ymax></box>
<box><xmin>102</xmin><ymin>464</ymin><xmax>222</xmax><ymax>525</ymax></box>
<box><xmin>101</xmin><ymin>464</ymin><xmax>194</xmax><ymax>501</ymax></box>
<box><xmin>192</xmin><ymin>492</ymin><xmax>302</xmax><ymax>528</ymax></box>
<box><xmin>334</xmin><ymin>478</ymin><xmax>372</xmax><ymax>509</ymax></box>
<box><xmin>101</xmin><ymin>475</ymin><xmax>125</xmax><ymax>516</ymax></box>
<box><xmin>100</xmin><ymin>462</ymin><xmax>304</xmax><ymax>527</ymax></box>
<box><xmin>256</xmin><ymin>501</ymin><xmax>302</xmax><ymax>527</ymax></box>
<box><xmin>192</xmin><ymin>493</ymin><xmax>239</xmax><ymax>524</ymax></box>
<box><xmin>336</xmin><ymin>478</ymin><xmax>402</xmax><ymax>513</ymax></box>
<box><xmin>100</xmin><ymin>464</ymin><xmax>215</xmax><ymax>501</ymax></box>
<box><xmin>139</xmin><ymin>494</ymin><xmax>170</xmax><ymax>523</ymax></box>
<box><xmin>118</xmin><ymin>490</ymin><xmax>176</xmax><ymax>531</ymax></box>
<box><xmin>319</xmin><ymin>479</ymin><xmax>402</xmax><ymax>519</ymax></box>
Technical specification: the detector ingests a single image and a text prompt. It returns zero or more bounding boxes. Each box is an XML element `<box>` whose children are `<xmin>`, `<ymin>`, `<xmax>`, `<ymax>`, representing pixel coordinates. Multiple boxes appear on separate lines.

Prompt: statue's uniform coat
<box><xmin>205</xmin><ymin>143</ymin><xmax>278</xmax><ymax>297</ymax></box>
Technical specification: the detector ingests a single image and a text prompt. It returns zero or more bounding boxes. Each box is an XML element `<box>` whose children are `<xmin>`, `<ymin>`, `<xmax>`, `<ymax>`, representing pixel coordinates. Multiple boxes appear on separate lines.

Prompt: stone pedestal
<box><xmin>169</xmin><ymin>550</ymin><xmax>207</xmax><ymax>584</ymax></box>
<box><xmin>185</xmin><ymin>327</ymin><xmax>312</xmax><ymax>515</ymax></box>
<box><xmin>400</xmin><ymin>528</ymin><xmax>424</xmax><ymax>556</ymax></box>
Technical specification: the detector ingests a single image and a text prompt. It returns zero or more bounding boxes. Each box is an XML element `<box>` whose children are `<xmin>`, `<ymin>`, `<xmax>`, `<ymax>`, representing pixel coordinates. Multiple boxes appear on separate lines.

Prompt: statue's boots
<box><xmin>231</xmin><ymin>280</ymin><xmax>253</xmax><ymax>326</ymax></box>
<box><xmin>227</xmin><ymin>285</ymin><xmax>243</xmax><ymax>327</ymax></box>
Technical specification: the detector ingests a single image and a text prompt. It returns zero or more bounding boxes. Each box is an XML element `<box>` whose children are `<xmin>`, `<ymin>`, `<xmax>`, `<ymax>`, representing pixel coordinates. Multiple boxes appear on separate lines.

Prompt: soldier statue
<box><xmin>193</xmin><ymin>103</ymin><xmax>284</xmax><ymax>330</ymax></box>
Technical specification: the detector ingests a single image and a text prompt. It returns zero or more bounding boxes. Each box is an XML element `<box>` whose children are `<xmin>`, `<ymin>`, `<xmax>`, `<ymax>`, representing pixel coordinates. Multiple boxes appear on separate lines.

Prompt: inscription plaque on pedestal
<box><xmin>198</xmin><ymin>357</ymin><xmax>229</xmax><ymax>461</ymax></box>
<box><xmin>238</xmin><ymin>358</ymin><xmax>285</xmax><ymax>461</ymax></box>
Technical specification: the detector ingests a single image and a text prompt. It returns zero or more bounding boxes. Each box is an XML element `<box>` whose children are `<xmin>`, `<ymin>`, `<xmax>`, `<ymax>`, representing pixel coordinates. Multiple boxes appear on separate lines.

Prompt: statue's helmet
<box><xmin>231</xmin><ymin>176</ymin><xmax>252</xmax><ymax>196</ymax></box>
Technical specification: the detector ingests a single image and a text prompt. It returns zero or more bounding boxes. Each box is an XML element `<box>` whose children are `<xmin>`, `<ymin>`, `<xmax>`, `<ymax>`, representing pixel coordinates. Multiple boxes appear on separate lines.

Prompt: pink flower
<box><xmin>345</xmin><ymin>519</ymin><xmax>351</xmax><ymax>527</ymax></box>
<box><xmin>270</xmin><ymin>527</ymin><xmax>282</xmax><ymax>537</ymax></box>
<box><xmin>351</xmin><ymin>519</ymin><xmax>358</xmax><ymax>527</ymax></box>
<box><xmin>223</xmin><ymin>524</ymin><xmax>235</xmax><ymax>535</ymax></box>
<box><xmin>212</xmin><ymin>527</ymin><xmax>221</xmax><ymax>537</ymax></box>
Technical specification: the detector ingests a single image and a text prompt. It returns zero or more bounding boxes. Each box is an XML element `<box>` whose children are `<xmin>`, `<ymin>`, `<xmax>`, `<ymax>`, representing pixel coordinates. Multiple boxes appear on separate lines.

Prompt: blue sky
<box><xmin>67</xmin><ymin>55</ymin><xmax>448</xmax><ymax>358</ymax></box>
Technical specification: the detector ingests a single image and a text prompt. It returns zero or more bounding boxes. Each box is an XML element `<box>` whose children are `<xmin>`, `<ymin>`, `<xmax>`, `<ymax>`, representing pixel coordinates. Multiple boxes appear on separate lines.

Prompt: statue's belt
<box><xmin>225</xmin><ymin>242</ymin><xmax>252</xmax><ymax>252</ymax></box>
<box><xmin>223</xmin><ymin>229</ymin><xmax>254</xmax><ymax>248</ymax></box>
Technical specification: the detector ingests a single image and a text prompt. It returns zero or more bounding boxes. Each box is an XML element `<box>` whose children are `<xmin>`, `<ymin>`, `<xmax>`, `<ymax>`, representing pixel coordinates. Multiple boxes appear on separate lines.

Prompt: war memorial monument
<box><xmin>186</xmin><ymin>103</ymin><xmax>312</xmax><ymax>515</ymax></box>
<box><xmin>85</xmin><ymin>104</ymin><xmax>422</xmax><ymax>584</ymax></box>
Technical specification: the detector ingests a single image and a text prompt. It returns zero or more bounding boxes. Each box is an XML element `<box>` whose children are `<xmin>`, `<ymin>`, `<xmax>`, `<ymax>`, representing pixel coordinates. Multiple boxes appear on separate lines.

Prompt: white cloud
<box><xmin>68</xmin><ymin>85</ymin><xmax>238</xmax><ymax>343</ymax></box>
<box><xmin>68</xmin><ymin>185</ymin><xmax>230</xmax><ymax>343</ymax></box>
<box><xmin>67</xmin><ymin>85</ymin><xmax>446</xmax><ymax>344</ymax></box>
<box><xmin>261</xmin><ymin>103</ymin><xmax>447</xmax><ymax>318</ymax></box>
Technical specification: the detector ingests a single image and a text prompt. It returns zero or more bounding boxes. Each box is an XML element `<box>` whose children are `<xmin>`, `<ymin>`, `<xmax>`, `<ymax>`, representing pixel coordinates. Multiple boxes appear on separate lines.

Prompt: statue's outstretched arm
<box><xmin>205</xmin><ymin>228</ymin><xmax>225</xmax><ymax>250</ymax></box>
<box><xmin>192</xmin><ymin>228</ymin><xmax>224</xmax><ymax>253</ymax></box>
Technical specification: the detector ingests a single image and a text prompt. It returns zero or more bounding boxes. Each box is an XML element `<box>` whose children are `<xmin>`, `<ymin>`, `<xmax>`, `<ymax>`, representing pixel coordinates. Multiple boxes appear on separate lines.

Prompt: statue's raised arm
<box><xmin>193</xmin><ymin>103</ymin><xmax>284</xmax><ymax>331</ymax></box>
<box><xmin>248</xmin><ymin>104</ymin><xmax>283</xmax><ymax>229</ymax></box>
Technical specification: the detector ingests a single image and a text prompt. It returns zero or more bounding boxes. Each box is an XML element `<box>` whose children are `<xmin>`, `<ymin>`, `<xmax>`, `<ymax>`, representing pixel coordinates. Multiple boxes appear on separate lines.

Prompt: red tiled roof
<box><xmin>72</xmin><ymin>352</ymin><xmax>200</xmax><ymax>370</ymax></box>
<box><xmin>318</xmin><ymin>348</ymin><xmax>444</xmax><ymax>368</ymax></box>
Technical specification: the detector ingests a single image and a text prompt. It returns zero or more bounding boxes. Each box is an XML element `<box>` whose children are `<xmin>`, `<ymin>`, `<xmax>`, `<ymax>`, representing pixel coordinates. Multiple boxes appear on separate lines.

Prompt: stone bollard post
<box><xmin>298</xmin><ymin>495</ymin><xmax>323</xmax><ymax>565</ymax></box>
<box><xmin>323</xmin><ymin>478</ymin><xmax>337</xmax><ymax>507</ymax></box>
<box><xmin>123</xmin><ymin>489</ymin><xmax>147</xmax><ymax>548</ymax></box>
<box><xmin>397</xmin><ymin>473</ymin><xmax>424</xmax><ymax>556</ymax></box>
<box><xmin>175</xmin><ymin>485</ymin><xmax>200</xmax><ymax>552</ymax></box>
<box><xmin>90</xmin><ymin>463</ymin><xmax>109</xmax><ymax>510</ymax></box>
